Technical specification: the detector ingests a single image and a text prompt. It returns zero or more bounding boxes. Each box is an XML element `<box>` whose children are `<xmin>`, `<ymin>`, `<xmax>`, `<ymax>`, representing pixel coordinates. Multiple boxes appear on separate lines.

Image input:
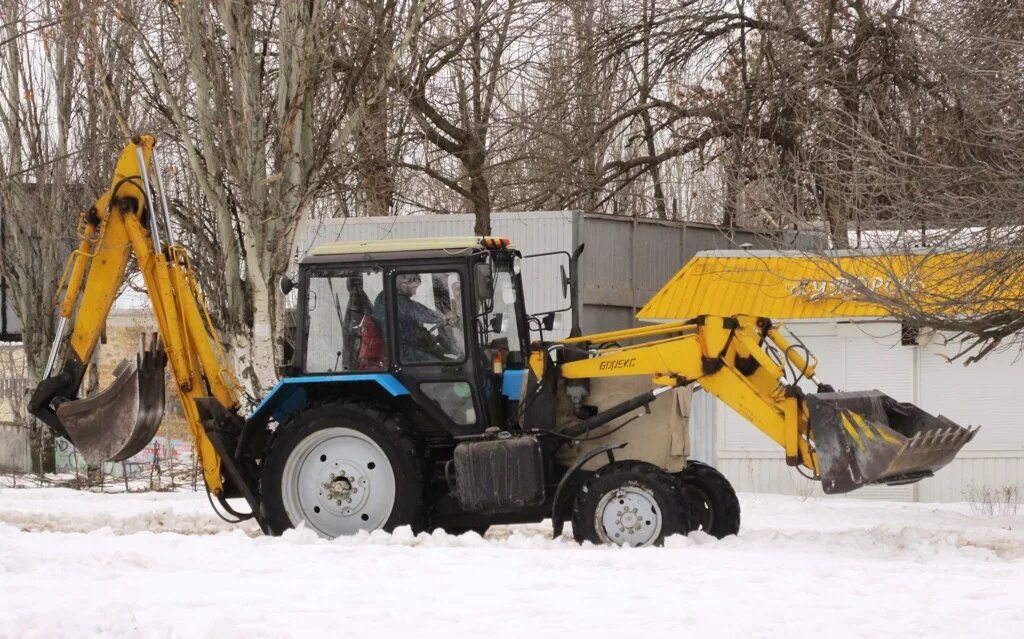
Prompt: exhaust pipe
<box><xmin>54</xmin><ymin>335</ymin><xmax>167</xmax><ymax>467</ymax></box>
<box><xmin>807</xmin><ymin>390</ymin><xmax>979</xmax><ymax>494</ymax></box>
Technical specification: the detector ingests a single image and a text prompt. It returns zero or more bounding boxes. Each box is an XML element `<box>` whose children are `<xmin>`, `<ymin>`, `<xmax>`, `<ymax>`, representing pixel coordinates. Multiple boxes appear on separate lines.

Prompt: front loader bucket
<box><xmin>807</xmin><ymin>391</ymin><xmax>978</xmax><ymax>494</ymax></box>
<box><xmin>56</xmin><ymin>336</ymin><xmax>167</xmax><ymax>467</ymax></box>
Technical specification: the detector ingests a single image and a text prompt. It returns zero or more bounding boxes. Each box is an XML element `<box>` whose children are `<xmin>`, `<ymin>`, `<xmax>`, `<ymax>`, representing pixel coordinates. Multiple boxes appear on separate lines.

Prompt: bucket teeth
<box><xmin>112</xmin><ymin>359</ymin><xmax>132</xmax><ymax>378</ymax></box>
<box><xmin>808</xmin><ymin>390</ymin><xmax>977</xmax><ymax>494</ymax></box>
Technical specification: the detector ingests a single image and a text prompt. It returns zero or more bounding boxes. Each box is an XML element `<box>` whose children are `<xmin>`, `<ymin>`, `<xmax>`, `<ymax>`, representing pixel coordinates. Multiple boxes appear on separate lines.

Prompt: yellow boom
<box><xmin>554</xmin><ymin>314</ymin><xmax>977</xmax><ymax>493</ymax></box>
<box><xmin>29</xmin><ymin>136</ymin><xmax>242</xmax><ymax>495</ymax></box>
<box><xmin>559</xmin><ymin>316</ymin><xmax>819</xmax><ymax>472</ymax></box>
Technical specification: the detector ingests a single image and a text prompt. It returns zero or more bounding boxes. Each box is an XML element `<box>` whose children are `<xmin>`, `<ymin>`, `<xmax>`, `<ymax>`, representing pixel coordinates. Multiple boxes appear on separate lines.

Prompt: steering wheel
<box><xmin>425</xmin><ymin>322</ymin><xmax>463</xmax><ymax>359</ymax></box>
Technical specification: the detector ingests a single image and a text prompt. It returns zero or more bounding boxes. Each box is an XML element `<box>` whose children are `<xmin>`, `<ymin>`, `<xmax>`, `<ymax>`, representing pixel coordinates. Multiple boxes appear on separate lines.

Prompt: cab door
<box><xmin>472</xmin><ymin>255</ymin><xmax>531</xmax><ymax>426</ymax></box>
<box><xmin>383</xmin><ymin>266</ymin><xmax>487</xmax><ymax>436</ymax></box>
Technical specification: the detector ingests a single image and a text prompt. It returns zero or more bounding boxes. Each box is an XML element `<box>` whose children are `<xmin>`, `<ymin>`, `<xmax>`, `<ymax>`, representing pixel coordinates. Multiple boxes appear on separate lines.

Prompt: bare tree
<box><xmin>662</xmin><ymin>0</ymin><xmax>1024</xmax><ymax>243</ymax></box>
<box><xmin>392</xmin><ymin>0</ymin><xmax>551</xmax><ymax>233</ymax></box>
<box><xmin>112</xmin><ymin>0</ymin><xmax>402</xmax><ymax>396</ymax></box>
<box><xmin>0</xmin><ymin>0</ymin><xmax>139</xmax><ymax>470</ymax></box>
<box><xmin>350</xmin><ymin>0</ymin><xmax>406</xmax><ymax>218</ymax></box>
<box><xmin>517</xmin><ymin>0</ymin><xmax>623</xmax><ymax>212</ymax></box>
<box><xmin>825</xmin><ymin>3</ymin><xmax>1024</xmax><ymax>362</ymax></box>
<box><xmin>696</xmin><ymin>1</ymin><xmax>1024</xmax><ymax>360</ymax></box>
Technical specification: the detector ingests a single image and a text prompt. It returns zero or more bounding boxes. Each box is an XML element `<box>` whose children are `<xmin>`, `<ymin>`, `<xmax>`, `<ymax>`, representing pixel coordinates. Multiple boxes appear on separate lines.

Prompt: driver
<box><xmin>373</xmin><ymin>273</ymin><xmax>459</xmax><ymax>362</ymax></box>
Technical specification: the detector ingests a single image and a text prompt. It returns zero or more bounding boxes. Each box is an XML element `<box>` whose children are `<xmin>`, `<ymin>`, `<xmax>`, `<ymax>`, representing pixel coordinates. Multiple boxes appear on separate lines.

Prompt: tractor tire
<box><xmin>571</xmin><ymin>461</ymin><xmax>693</xmax><ymax>546</ymax></box>
<box><xmin>677</xmin><ymin>460</ymin><xmax>741</xmax><ymax>538</ymax></box>
<box><xmin>261</xmin><ymin>402</ymin><xmax>426</xmax><ymax>538</ymax></box>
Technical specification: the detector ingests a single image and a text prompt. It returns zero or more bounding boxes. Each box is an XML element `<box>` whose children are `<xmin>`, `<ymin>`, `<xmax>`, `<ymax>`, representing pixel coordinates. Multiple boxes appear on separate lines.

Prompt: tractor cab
<box><xmin>286</xmin><ymin>236</ymin><xmax>530</xmax><ymax>439</ymax></box>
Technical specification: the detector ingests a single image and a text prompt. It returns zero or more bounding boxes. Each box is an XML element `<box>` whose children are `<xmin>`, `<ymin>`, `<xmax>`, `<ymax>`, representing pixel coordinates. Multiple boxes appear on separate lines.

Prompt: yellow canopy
<box><xmin>637</xmin><ymin>249</ymin><xmax>1010</xmax><ymax>321</ymax></box>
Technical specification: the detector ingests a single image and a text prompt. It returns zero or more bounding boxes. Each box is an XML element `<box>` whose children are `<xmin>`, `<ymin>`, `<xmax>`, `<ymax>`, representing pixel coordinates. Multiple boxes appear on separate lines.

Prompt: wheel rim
<box><xmin>281</xmin><ymin>426</ymin><xmax>396</xmax><ymax>538</ymax></box>
<box><xmin>595</xmin><ymin>485</ymin><xmax>663</xmax><ymax>546</ymax></box>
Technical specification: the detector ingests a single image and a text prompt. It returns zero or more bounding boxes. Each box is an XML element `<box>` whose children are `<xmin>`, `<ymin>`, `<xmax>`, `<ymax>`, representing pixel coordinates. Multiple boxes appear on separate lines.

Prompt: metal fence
<box><xmin>300</xmin><ymin>211</ymin><xmax>824</xmax><ymax>338</ymax></box>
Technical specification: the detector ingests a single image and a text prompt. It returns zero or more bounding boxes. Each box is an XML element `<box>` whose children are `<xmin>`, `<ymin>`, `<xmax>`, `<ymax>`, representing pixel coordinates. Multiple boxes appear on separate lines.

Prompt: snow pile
<box><xmin>0</xmin><ymin>489</ymin><xmax>1021</xmax><ymax>638</ymax></box>
<box><xmin>0</xmin><ymin>487</ymin><xmax>259</xmax><ymax>535</ymax></box>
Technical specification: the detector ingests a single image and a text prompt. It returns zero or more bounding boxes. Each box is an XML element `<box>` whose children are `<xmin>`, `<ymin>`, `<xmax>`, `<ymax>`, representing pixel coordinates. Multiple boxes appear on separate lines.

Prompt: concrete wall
<box><xmin>0</xmin><ymin>310</ymin><xmax>191</xmax><ymax>473</ymax></box>
<box><xmin>48</xmin><ymin>309</ymin><xmax>190</xmax><ymax>474</ymax></box>
<box><xmin>97</xmin><ymin>310</ymin><xmax>189</xmax><ymax>439</ymax></box>
<box><xmin>0</xmin><ymin>345</ymin><xmax>28</xmax><ymax>472</ymax></box>
<box><xmin>0</xmin><ymin>422</ymin><xmax>29</xmax><ymax>472</ymax></box>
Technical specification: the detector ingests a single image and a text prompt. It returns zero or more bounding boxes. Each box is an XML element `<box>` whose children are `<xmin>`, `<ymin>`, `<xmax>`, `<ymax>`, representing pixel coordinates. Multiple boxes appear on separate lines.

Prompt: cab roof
<box><xmin>309</xmin><ymin>236</ymin><xmax>512</xmax><ymax>257</ymax></box>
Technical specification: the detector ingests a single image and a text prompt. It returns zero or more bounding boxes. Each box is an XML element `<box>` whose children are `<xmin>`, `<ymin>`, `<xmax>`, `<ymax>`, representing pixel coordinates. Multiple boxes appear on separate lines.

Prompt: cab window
<box><xmin>377</xmin><ymin>271</ymin><xmax>466</xmax><ymax>365</ymax></box>
<box><xmin>304</xmin><ymin>269</ymin><xmax>387</xmax><ymax>373</ymax></box>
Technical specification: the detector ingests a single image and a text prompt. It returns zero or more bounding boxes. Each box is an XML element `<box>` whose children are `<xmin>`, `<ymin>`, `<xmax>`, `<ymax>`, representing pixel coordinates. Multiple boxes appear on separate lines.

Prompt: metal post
<box><xmin>42</xmin><ymin>316</ymin><xmax>68</xmax><ymax>379</ymax></box>
<box><xmin>134</xmin><ymin>146</ymin><xmax>163</xmax><ymax>254</ymax></box>
<box><xmin>151</xmin><ymin>150</ymin><xmax>176</xmax><ymax>246</ymax></box>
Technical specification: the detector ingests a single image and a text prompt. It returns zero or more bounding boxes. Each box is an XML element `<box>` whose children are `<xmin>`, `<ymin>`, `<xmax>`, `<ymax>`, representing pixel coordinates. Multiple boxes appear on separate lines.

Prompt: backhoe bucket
<box><xmin>807</xmin><ymin>391</ymin><xmax>978</xmax><ymax>494</ymax></box>
<box><xmin>56</xmin><ymin>336</ymin><xmax>167</xmax><ymax>467</ymax></box>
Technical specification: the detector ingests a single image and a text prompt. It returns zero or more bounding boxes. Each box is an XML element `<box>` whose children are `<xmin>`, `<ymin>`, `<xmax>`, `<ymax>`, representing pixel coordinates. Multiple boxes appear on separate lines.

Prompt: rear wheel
<box><xmin>677</xmin><ymin>460</ymin><xmax>741</xmax><ymax>538</ymax></box>
<box><xmin>571</xmin><ymin>461</ymin><xmax>693</xmax><ymax>546</ymax></box>
<box><xmin>261</xmin><ymin>402</ymin><xmax>425</xmax><ymax>538</ymax></box>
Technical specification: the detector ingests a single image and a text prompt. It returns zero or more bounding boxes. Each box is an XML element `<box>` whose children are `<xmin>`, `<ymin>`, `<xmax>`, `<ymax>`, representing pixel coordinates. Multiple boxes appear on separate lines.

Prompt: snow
<box><xmin>0</xmin><ymin>489</ymin><xmax>1021</xmax><ymax>638</ymax></box>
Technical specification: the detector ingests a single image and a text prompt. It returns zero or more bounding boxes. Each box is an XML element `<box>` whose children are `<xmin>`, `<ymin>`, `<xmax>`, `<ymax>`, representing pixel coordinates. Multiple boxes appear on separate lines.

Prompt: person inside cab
<box><xmin>373</xmin><ymin>273</ymin><xmax>461</xmax><ymax>363</ymax></box>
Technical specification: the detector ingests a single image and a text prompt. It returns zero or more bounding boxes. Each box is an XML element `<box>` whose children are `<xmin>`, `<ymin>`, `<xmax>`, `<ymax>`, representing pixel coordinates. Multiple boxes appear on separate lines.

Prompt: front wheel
<box><xmin>571</xmin><ymin>461</ymin><xmax>693</xmax><ymax>546</ymax></box>
<box><xmin>677</xmin><ymin>460</ymin><xmax>741</xmax><ymax>538</ymax></box>
<box><xmin>260</xmin><ymin>403</ymin><xmax>425</xmax><ymax>538</ymax></box>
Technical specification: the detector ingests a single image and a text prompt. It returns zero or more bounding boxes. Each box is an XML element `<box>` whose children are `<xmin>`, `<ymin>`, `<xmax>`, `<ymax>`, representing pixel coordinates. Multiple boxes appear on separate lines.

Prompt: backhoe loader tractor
<box><xmin>30</xmin><ymin>137</ymin><xmax>979</xmax><ymax>545</ymax></box>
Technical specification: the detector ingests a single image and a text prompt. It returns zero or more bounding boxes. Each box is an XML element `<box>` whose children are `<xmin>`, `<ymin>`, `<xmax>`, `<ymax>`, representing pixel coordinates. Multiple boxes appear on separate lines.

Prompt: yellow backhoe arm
<box><xmin>29</xmin><ymin>136</ymin><xmax>242</xmax><ymax>496</ymax></box>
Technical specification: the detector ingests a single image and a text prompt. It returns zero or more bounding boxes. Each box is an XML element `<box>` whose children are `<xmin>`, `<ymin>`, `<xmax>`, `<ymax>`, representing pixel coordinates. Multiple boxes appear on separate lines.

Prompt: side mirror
<box><xmin>279</xmin><ymin>275</ymin><xmax>294</xmax><ymax>296</ymax></box>
<box><xmin>559</xmin><ymin>264</ymin><xmax>569</xmax><ymax>299</ymax></box>
<box><xmin>542</xmin><ymin>312</ymin><xmax>556</xmax><ymax>331</ymax></box>
<box><xmin>474</xmin><ymin>262</ymin><xmax>494</xmax><ymax>304</ymax></box>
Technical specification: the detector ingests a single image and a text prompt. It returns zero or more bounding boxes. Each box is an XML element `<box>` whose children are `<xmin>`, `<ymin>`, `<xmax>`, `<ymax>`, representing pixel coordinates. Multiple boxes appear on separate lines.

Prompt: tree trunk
<box><xmin>469</xmin><ymin>169</ymin><xmax>492</xmax><ymax>235</ymax></box>
<box><xmin>355</xmin><ymin>95</ymin><xmax>394</xmax><ymax>217</ymax></box>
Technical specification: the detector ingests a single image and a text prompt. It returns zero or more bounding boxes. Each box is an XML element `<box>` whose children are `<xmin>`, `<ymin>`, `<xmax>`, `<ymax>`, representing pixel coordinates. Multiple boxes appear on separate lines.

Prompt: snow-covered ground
<box><xmin>0</xmin><ymin>489</ymin><xmax>1021</xmax><ymax>638</ymax></box>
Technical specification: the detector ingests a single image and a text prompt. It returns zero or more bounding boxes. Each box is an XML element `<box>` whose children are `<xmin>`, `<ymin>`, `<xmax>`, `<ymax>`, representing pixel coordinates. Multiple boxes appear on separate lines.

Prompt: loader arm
<box><xmin>29</xmin><ymin>136</ymin><xmax>244</xmax><ymax>497</ymax></box>
<box><xmin>559</xmin><ymin>315</ymin><xmax>818</xmax><ymax>472</ymax></box>
<box><xmin>557</xmin><ymin>314</ymin><xmax>977</xmax><ymax>493</ymax></box>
